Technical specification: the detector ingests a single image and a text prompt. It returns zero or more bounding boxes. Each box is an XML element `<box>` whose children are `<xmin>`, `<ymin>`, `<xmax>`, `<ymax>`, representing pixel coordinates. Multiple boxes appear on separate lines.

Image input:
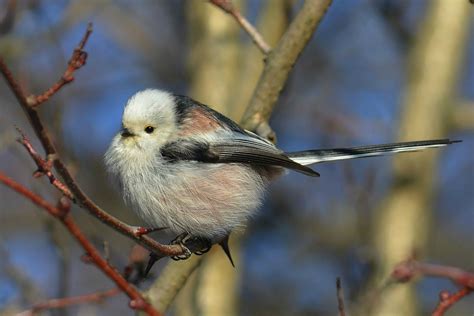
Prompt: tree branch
<box><xmin>209</xmin><ymin>0</ymin><xmax>271</xmax><ymax>55</ymax></box>
<box><xmin>336</xmin><ymin>277</ymin><xmax>347</xmax><ymax>316</ymax></box>
<box><xmin>392</xmin><ymin>259</ymin><xmax>474</xmax><ymax>315</ymax></box>
<box><xmin>0</xmin><ymin>0</ymin><xmax>16</xmax><ymax>35</ymax></box>
<box><xmin>432</xmin><ymin>287</ymin><xmax>472</xmax><ymax>316</ymax></box>
<box><xmin>0</xmin><ymin>172</ymin><xmax>161</xmax><ymax>316</ymax></box>
<box><xmin>26</xmin><ymin>23</ymin><xmax>92</xmax><ymax>107</ymax></box>
<box><xmin>142</xmin><ymin>1</ymin><xmax>334</xmax><ymax>312</ymax></box>
<box><xmin>17</xmin><ymin>128</ymin><xmax>74</xmax><ymax>200</ymax></box>
<box><xmin>241</xmin><ymin>0</ymin><xmax>332</xmax><ymax>140</ymax></box>
<box><xmin>18</xmin><ymin>288</ymin><xmax>120</xmax><ymax>316</ymax></box>
<box><xmin>392</xmin><ymin>260</ymin><xmax>474</xmax><ymax>289</ymax></box>
<box><xmin>144</xmin><ymin>257</ymin><xmax>202</xmax><ymax>313</ymax></box>
<box><xmin>0</xmin><ymin>25</ymin><xmax>200</xmax><ymax>260</ymax></box>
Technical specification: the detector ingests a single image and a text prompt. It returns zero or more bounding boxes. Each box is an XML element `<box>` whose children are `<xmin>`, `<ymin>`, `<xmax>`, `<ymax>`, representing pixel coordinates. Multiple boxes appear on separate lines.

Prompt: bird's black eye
<box><xmin>144</xmin><ymin>126</ymin><xmax>155</xmax><ymax>134</ymax></box>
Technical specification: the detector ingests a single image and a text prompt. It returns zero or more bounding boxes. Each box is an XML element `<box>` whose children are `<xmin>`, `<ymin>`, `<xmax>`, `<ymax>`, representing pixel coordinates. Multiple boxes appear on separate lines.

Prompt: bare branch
<box><xmin>16</xmin><ymin>128</ymin><xmax>74</xmax><ymax>200</ymax></box>
<box><xmin>0</xmin><ymin>26</ymin><xmax>196</xmax><ymax>259</ymax></box>
<box><xmin>0</xmin><ymin>244</ymin><xmax>41</xmax><ymax>305</ymax></box>
<box><xmin>146</xmin><ymin>1</ymin><xmax>331</xmax><ymax>311</ymax></box>
<box><xmin>241</xmin><ymin>0</ymin><xmax>333</xmax><ymax>140</ymax></box>
<box><xmin>144</xmin><ymin>257</ymin><xmax>202</xmax><ymax>313</ymax></box>
<box><xmin>336</xmin><ymin>277</ymin><xmax>347</xmax><ymax>316</ymax></box>
<box><xmin>0</xmin><ymin>172</ymin><xmax>161</xmax><ymax>316</ymax></box>
<box><xmin>26</xmin><ymin>23</ymin><xmax>92</xmax><ymax>107</ymax></box>
<box><xmin>392</xmin><ymin>259</ymin><xmax>474</xmax><ymax>316</ymax></box>
<box><xmin>209</xmin><ymin>0</ymin><xmax>271</xmax><ymax>55</ymax></box>
<box><xmin>18</xmin><ymin>288</ymin><xmax>120</xmax><ymax>316</ymax></box>
<box><xmin>432</xmin><ymin>287</ymin><xmax>472</xmax><ymax>316</ymax></box>
<box><xmin>392</xmin><ymin>260</ymin><xmax>474</xmax><ymax>289</ymax></box>
<box><xmin>0</xmin><ymin>0</ymin><xmax>16</xmax><ymax>35</ymax></box>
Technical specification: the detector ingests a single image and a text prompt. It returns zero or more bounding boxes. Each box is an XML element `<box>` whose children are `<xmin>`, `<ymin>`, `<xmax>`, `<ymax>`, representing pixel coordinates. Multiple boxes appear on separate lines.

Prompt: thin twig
<box><xmin>392</xmin><ymin>259</ymin><xmax>474</xmax><ymax>315</ymax></box>
<box><xmin>209</xmin><ymin>0</ymin><xmax>271</xmax><ymax>55</ymax></box>
<box><xmin>18</xmin><ymin>288</ymin><xmax>121</xmax><ymax>316</ymax></box>
<box><xmin>392</xmin><ymin>259</ymin><xmax>474</xmax><ymax>289</ymax></box>
<box><xmin>0</xmin><ymin>243</ymin><xmax>41</xmax><ymax>305</ymax></box>
<box><xmin>0</xmin><ymin>171</ymin><xmax>161</xmax><ymax>316</ymax></box>
<box><xmin>16</xmin><ymin>128</ymin><xmax>74</xmax><ymax>200</ymax></box>
<box><xmin>336</xmin><ymin>277</ymin><xmax>346</xmax><ymax>316</ymax></box>
<box><xmin>432</xmin><ymin>287</ymin><xmax>472</xmax><ymax>316</ymax></box>
<box><xmin>17</xmin><ymin>245</ymin><xmax>149</xmax><ymax>315</ymax></box>
<box><xmin>0</xmin><ymin>0</ymin><xmax>16</xmax><ymax>35</ymax></box>
<box><xmin>0</xmin><ymin>25</ymin><xmax>198</xmax><ymax>259</ymax></box>
<box><xmin>241</xmin><ymin>0</ymin><xmax>333</xmax><ymax>140</ymax></box>
<box><xmin>142</xmin><ymin>2</ymin><xmax>335</xmax><ymax>313</ymax></box>
<box><xmin>26</xmin><ymin>23</ymin><xmax>92</xmax><ymax>107</ymax></box>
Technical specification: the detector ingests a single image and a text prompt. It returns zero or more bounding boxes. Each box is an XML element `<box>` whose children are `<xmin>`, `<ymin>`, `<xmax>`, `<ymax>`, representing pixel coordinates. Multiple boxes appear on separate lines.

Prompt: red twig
<box><xmin>392</xmin><ymin>259</ymin><xmax>474</xmax><ymax>315</ymax></box>
<box><xmin>392</xmin><ymin>260</ymin><xmax>474</xmax><ymax>289</ymax></box>
<box><xmin>432</xmin><ymin>287</ymin><xmax>472</xmax><ymax>316</ymax></box>
<box><xmin>18</xmin><ymin>288</ymin><xmax>120</xmax><ymax>316</ymax></box>
<box><xmin>0</xmin><ymin>171</ymin><xmax>161</xmax><ymax>316</ymax></box>
<box><xmin>26</xmin><ymin>23</ymin><xmax>92</xmax><ymax>107</ymax></box>
<box><xmin>336</xmin><ymin>277</ymin><xmax>346</xmax><ymax>316</ymax></box>
<box><xmin>18</xmin><ymin>245</ymin><xmax>150</xmax><ymax>315</ymax></box>
<box><xmin>209</xmin><ymin>0</ymin><xmax>271</xmax><ymax>54</ymax></box>
<box><xmin>0</xmin><ymin>25</ymin><xmax>190</xmax><ymax>258</ymax></box>
<box><xmin>16</xmin><ymin>128</ymin><xmax>73</xmax><ymax>200</ymax></box>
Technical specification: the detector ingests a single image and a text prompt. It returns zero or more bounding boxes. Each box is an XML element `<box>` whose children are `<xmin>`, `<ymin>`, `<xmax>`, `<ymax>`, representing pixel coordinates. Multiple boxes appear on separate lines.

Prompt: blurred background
<box><xmin>0</xmin><ymin>0</ymin><xmax>473</xmax><ymax>315</ymax></box>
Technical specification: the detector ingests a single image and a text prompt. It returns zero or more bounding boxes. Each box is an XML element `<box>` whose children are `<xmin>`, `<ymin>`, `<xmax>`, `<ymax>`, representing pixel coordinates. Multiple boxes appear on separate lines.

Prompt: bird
<box><xmin>104</xmin><ymin>89</ymin><xmax>458</xmax><ymax>267</ymax></box>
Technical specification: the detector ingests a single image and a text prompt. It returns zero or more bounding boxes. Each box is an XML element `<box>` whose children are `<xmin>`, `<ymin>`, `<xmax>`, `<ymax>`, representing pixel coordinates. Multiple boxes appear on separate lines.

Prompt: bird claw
<box><xmin>170</xmin><ymin>233</ymin><xmax>192</xmax><ymax>261</ymax></box>
<box><xmin>193</xmin><ymin>239</ymin><xmax>212</xmax><ymax>255</ymax></box>
<box><xmin>171</xmin><ymin>247</ymin><xmax>192</xmax><ymax>261</ymax></box>
<box><xmin>169</xmin><ymin>233</ymin><xmax>213</xmax><ymax>260</ymax></box>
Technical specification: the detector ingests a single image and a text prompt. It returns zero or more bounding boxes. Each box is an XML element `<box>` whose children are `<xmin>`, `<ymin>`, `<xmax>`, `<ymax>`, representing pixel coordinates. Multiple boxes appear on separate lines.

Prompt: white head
<box><xmin>105</xmin><ymin>89</ymin><xmax>179</xmax><ymax>169</ymax></box>
<box><xmin>122</xmin><ymin>89</ymin><xmax>178</xmax><ymax>147</ymax></box>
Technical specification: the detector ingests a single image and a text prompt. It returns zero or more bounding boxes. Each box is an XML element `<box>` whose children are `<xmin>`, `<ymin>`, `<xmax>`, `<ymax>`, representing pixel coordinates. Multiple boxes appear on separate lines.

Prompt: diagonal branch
<box><xmin>26</xmin><ymin>23</ymin><xmax>92</xmax><ymax>107</ymax></box>
<box><xmin>17</xmin><ymin>128</ymin><xmax>73</xmax><ymax>200</ymax></box>
<box><xmin>142</xmin><ymin>1</ymin><xmax>334</xmax><ymax>313</ymax></box>
<box><xmin>0</xmin><ymin>172</ymin><xmax>161</xmax><ymax>316</ymax></box>
<box><xmin>241</xmin><ymin>0</ymin><xmax>333</xmax><ymax>140</ymax></box>
<box><xmin>432</xmin><ymin>287</ymin><xmax>472</xmax><ymax>316</ymax></box>
<box><xmin>392</xmin><ymin>259</ymin><xmax>474</xmax><ymax>316</ymax></box>
<box><xmin>209</xmin><ymin>0</ymin><xmax>271</xmax><ymax>55</ymax></box>
<box><xmin>392</xmin><ymin>259</ymin><xmax>474</xmax><ymax>289</ymax></box>
<box><xmin>0</xmin><ymin>26</ymin><xmax>196</xmax><ymax>259</ymax></box>
<box><xmin>19</xmin><ymin>288</ymin><xmax>121</xmax><ymax>316</ymax></box>
<box><xmin>336</xmin><ymin>277</ymin><xmax>347</xmax><ymax>316</ymax></box>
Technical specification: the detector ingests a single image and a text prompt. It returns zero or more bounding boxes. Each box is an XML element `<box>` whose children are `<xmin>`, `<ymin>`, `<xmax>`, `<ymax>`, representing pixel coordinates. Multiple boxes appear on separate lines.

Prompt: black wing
<box><xmin>160</xmin><ymin>138</ymin><xmax>320</xmax><ymax>177</ymax></box>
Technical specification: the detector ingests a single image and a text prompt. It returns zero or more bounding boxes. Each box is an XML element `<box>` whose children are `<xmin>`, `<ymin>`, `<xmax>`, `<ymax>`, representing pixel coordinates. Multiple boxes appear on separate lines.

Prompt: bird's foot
<box><xmin>170</xmin><ymin>233</ymin><xmax>192</xmax><ymax>261</ymax></box>
<box><xmin>170</xmin><ymin>234</ymin><xmax>213</xmax><ymax>260</ymax></box>
<box><xmin>192</xmin><ymin>238</ymin><xmax>212</xmax><ymax>255</ymax></box>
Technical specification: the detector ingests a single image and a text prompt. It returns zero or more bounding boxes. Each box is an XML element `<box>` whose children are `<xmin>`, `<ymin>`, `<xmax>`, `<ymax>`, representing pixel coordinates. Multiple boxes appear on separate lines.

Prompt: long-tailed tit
<box><xmin>105</xmin><ymin>89</ymin><xmax>458</xmax><ymax>265</ymax></box>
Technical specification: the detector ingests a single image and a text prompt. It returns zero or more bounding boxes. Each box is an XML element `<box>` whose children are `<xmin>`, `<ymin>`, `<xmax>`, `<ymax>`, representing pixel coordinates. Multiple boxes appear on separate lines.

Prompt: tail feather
<box><xmin>287</xmin><ymin>139</ymin><xmax>460</xmax><ymax>166</ymax></box>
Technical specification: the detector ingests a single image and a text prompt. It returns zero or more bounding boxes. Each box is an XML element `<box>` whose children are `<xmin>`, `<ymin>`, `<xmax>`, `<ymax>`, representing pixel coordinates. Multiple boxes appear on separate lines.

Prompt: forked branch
<box><xmin>26</xmin><ymin>23</ymin><xmax>92</xmax><ymax>107</ymax></box>
<box><xmin>392</xmin><ymin>259</ymin><xmax>474</xmax><ymax>315</ymax></box>
<box><xmin>210</xmin><ymin>0</ymin><xmax>271</xmax><ymax>54</ymax></box>
<box><xmin>0</xmin><ymin>25</ymin><xmax>196</xmax><ymax>260</ymax></box>
<box><xmin>0</xmin><ymin>172</ymin><xmax>161</xmax><ymax>316</ymax></box>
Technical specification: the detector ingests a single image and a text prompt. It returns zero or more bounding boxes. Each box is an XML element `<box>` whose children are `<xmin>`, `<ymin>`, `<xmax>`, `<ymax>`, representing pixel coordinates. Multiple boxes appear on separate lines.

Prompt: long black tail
<box><xmin>287</xmin><ymin>139</ymin><xmax>459</xmax><ymax>166</ymax></box>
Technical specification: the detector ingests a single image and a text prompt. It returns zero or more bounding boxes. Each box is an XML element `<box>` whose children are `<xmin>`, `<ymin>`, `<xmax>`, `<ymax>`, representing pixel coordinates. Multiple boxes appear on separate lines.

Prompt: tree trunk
<box><xmin>367</xmin><ymin>1</ymin><xmax>471</xmax><ymax>315</ymax></box>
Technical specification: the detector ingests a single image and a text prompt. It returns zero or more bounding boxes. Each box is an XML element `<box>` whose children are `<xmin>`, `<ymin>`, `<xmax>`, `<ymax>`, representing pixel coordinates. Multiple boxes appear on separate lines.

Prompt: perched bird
<box><xmin>105</xmin><ymin>89</ymin><xmax>457</xmax><ymax>266</ymax></box>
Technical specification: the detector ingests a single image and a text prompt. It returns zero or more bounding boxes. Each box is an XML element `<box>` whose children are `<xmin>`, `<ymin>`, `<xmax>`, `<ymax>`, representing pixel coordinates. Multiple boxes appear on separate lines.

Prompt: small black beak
<box><xmin>121</xmin><ymin>128</ymin><xmax>134</xmax><ymax>138</ymax></box>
